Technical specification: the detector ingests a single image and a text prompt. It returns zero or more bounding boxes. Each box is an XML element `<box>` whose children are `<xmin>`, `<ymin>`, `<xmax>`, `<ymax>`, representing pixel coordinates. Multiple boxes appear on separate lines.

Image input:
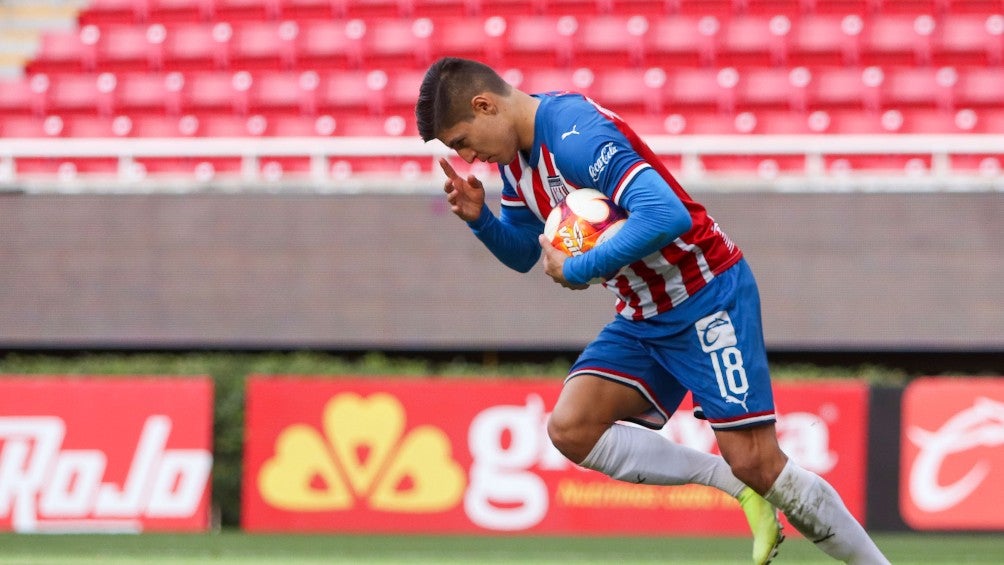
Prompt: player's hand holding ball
<box><xmin>540</xmin><ymin>189</ymin><xmax>627</xmax><ymax>288</ymax></box>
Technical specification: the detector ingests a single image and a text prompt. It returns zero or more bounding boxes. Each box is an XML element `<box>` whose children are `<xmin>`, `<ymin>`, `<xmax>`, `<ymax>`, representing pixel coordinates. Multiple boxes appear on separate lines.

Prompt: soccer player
<box><xmin>416</xmin><ymin>57</ymin><xmax>888</xmax><ymax>564</ymax></box>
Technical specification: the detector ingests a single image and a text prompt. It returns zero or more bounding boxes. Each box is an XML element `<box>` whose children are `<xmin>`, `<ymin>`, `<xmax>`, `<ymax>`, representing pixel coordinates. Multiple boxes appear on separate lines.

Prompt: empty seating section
<box><xmin>1</xmin><ymin>0</ymin><xmax>1002</xmax><ymax>179</ymax></box>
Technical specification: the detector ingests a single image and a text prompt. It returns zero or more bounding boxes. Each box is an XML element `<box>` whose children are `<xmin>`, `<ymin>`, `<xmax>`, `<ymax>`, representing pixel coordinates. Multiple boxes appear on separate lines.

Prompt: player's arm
<box><xmin>563</xmin><ymin>168</ymin><xmax>691</xmax><ymax>285</ymax></box>
<box><xmin>440</xmin><ymin>157</ymin><xmax>542</xmax><ymax>272</ymax></box>
<box><xmin>467</xmin><ymin>203</ymin><xmax>543</xmax><ymax>273</ymax></box>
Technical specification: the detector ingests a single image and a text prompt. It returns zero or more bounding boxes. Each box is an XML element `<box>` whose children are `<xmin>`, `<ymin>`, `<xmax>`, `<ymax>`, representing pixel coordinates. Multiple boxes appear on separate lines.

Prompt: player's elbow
<box><xmin>671</xmin><ymin>214</ymin><xmax>693</xmax><ymax>237</ymax></box>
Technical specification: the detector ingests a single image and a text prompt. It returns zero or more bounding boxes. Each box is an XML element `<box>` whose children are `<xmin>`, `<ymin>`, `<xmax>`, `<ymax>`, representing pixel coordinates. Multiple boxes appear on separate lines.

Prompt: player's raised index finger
<box><xmin>439</xmin><ymin>158</ymin><xmax>460</xmax><ymax>180</ymax></box>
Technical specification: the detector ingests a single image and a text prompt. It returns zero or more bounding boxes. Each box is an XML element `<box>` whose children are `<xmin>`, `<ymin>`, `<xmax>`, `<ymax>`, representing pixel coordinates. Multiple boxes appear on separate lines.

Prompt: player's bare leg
<box><xmin>548</xmin><ymin>374</ymin><xmax>783</xmax><ymax>564</ymax></box>
<box><xmin>717</xmin><ymin>425</ymin><xmax>890</xmax><ymax>564</ymax></box>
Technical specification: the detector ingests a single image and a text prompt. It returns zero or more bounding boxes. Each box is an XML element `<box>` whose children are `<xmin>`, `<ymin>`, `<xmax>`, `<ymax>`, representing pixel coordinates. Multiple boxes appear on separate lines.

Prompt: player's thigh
<box><xmin>562</xmin><ymin>319</ymin><xmax>689</xmax><ymax>430</ymax></box>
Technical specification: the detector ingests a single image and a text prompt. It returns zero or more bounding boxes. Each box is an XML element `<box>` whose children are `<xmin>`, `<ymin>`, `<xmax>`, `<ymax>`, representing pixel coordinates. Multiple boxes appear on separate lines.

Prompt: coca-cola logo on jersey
<box><xmin>900</xmin><ymin>378</ymin><xmax>1004</xmax><ymax>530</ymax></box>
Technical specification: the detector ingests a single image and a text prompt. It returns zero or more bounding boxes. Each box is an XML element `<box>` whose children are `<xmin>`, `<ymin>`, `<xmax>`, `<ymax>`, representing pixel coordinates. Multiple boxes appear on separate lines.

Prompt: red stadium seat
<box><xmin>880</xmin><ymin>66</ymin><xmax>958</xmax><ymax>110</ymax></box>
<box><xmin>788</xmin><ymin>13</ymin><xmax>863</xmax><ymax>65</ymax></box>
<box><xmin>162</xmin><ymin>22</ymin><xmax>232</xmax><ymax>70</ymax></box>
<box><xmin>230</xmin><ymin>21</ymin><xmax>299</xmax><ymax>69</ymax></box>
<box><xmin>114</xmin><ymin>72</ymin><xmax>185</xmax><ymax>115</ymax></box>
<box><xmin>511</xmin><ymin>66</ymin><xmax>591</xmax><ymax>95</ymax></box>
<box><xmin>93</xmin><ymin>25</ymin><xmax>164</xmax><ymax>71</ymax></box>
<box><xmin>735</xmin><ymin>66</ymin><xmax>810</xmax><ymax>111</ymax></box>
<box><xmin>954</xmin><ymin>66</ymin><xmax>1004</xmax><ymax>107</ymax></box>
<box><xmin>806</xmin><ymin>66</ymin><xmax>883</xmax><ymax>111</ymax></box>
<box><xmin>645</xmin><ymin>15</ymin><xmax>722</xmax><ymax>66</ymax></box>
<box><xmin>318</xmin><ymin>70</ymin><xmax>388</xmax><ymax>114</ymax></box>
<box><xmin>572</xmin><ymin>15</ymin><xmax>649</xmax><ymax>67</ymax></box>
<box><xmin>429</xmin><ymin>17</ymin><xmax>506</xmax><ymax>65</ymax></box>
<box><xmin>296</xmin><ymin>19</ymin><xmax>365</xmax><ymax>69</ymax></box>
<box><xmin>384</xmin><ymin>69</ymin><xmax>426</xmax><ymax>113</ymax></box>
<box><xmin>665</xmin><ymin>67</ymin><xmax>739</xmax><ymax>113</ymax></box>
<box><xmin>0</xmin><ymin>76</ymin><xmax>48</xmax><ymax>116</ymax></box>
<box><xmin>250</xmin><ymin>71</ymin><xmax>320</xmax><ymax>115</ymax></box>
<box><xmin>182</xmin><ymin>71</ymin><xmax>253</xmax><ymax>115</ymax></box>
<box><xmin>361</xmin><ymin>18</ymin><xmax>434</xmax><ymax>68</ymax></box>
<box><xmin>503</xmin><ymin>16</ymin><xmax>577</xmax><ymax>67</ymax></box>
<box><xmin>81</xmin><ymin>0</ymin><xmax>151</xmax><ymax>23</ymax></box>
<box><xmin>588</xmin><ymin>67</ymin><xmax>667</xmax><ymax>114</ymax></box>
<box><xmin>935</xmin><ymin>13</ymin><xmax>1004</xmax><ymax>65</ymax></box>
<box><xmin>30</xmin><ymin>26</ymin><xmax>101</xmax><ymax>73</ymax></box>
<box><xmin>719</xmin><ymin>14</ymin><xmax>791</xmax><ymax>66</ymax></box>
<box><xmin>860</xmin><ymin>13</ymin><xmax>937</xmax><ymax>65</ymax></box>
<box><xmin>45</xmin><ymin>73</ymin><xmax>118</xmax><ymax>116</ymax></box>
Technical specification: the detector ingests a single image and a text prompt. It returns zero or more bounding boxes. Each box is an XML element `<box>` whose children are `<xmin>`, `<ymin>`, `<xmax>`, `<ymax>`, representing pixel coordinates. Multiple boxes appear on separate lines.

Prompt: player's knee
<box><xmin>726</xmin><ymin>455</ymin><xmax>781</xmax><ymax>494</ymax></box>
<box><xmin>546</xmin><ymin>411</ymin><xmax>599</xmax><ymax>464</ymax></box>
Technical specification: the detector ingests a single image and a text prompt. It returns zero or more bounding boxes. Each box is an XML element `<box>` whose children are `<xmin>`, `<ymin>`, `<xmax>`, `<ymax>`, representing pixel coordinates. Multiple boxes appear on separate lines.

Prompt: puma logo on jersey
<box><xmin>560</xmin><ymin>125</ymin><xmax>580</xmax><ymax>140</ymax></box>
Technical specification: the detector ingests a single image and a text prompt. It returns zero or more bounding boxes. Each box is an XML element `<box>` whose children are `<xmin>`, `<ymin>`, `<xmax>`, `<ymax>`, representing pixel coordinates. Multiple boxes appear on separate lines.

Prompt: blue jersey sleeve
<box><xmin>467</xmin><ymin>203</ymin><xmax>543</xmax><ymax>273</ymax></box>
<box><xmin>561</xmin><ymin>168</ymin><xmax>692</xmax><ymax>285</ymax></box>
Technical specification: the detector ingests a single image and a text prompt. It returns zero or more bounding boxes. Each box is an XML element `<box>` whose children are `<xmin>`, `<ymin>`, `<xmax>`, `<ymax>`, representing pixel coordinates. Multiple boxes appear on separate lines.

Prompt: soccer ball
<box><xmin>544</xmin><ymin>188</ymin><xmax>628</xmax><ymax>259</ymax></box>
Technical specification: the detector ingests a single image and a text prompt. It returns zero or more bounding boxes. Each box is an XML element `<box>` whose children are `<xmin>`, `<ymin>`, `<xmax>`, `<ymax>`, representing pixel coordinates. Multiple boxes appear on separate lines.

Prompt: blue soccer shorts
<box><xmin>566</xmin><ymin>258</ymin><xmax>777</xmax><ymax>431</ymax></box>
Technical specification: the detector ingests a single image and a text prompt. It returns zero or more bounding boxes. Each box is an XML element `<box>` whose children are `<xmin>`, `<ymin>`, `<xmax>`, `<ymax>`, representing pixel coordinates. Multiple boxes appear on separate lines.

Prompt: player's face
<box><xmin>439</xmin><ymin>99</ymin><xmax>520</xmax><ymax>166</ymax></box>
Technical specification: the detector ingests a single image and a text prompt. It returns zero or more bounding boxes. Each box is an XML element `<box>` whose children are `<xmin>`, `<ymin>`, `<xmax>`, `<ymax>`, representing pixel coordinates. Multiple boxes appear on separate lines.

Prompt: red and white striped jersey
<box><xmin>498</xmin><ymin>93</ymin><xmax>742</xmax><ymax>320</ymax></box>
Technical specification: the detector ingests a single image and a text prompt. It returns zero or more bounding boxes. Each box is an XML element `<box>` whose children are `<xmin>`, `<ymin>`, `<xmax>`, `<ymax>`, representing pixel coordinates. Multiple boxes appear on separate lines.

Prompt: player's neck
<box><xmin>512</xmin><ymin>91</ymin><xmax>541</xmax><ymax>153</ymax></box>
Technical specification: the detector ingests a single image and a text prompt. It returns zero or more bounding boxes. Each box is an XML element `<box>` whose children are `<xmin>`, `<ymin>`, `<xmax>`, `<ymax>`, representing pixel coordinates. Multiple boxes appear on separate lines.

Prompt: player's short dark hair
<box><xmin>415</xmin><ymin>57</ymin><xmax>511</xmax><ymax>142</ymax></box>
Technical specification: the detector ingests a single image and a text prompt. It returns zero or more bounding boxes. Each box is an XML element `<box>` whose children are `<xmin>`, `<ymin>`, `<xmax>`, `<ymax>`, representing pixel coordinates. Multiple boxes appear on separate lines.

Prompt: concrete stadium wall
<box><xmin>1</xmin><ymin>191</ymin><xmax>1000</xmax><ymax>350</ymax></box>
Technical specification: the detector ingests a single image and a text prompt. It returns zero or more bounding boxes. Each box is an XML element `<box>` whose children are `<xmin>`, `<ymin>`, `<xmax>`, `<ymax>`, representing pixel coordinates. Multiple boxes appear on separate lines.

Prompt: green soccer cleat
<box><xmin>738</xmin><ymin>486</ymin><xmax>785</xmax><ymax>565</ymax></box>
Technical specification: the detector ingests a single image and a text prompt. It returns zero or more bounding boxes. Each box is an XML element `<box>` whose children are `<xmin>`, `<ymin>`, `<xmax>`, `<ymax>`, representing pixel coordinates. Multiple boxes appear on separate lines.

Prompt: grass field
<box><xmin>1</xmin><ymin>532</ymin><xmax>1002</xmax><ymax>564</ymax></box>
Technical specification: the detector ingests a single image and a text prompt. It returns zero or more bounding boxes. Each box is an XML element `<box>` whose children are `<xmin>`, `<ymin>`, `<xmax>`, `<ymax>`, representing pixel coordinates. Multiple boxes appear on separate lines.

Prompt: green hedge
<box><xmin>0</xmin><ymin>351</ymin><xmax>906</xmax><ymax>527</ymax></box>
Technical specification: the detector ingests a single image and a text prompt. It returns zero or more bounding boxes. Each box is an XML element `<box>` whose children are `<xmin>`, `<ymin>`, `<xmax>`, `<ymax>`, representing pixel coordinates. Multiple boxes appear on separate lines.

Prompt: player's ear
<box><xmin>471</xmin><ymin>94</ymin><xmax>497</xmax><ymax>115</ymax></box>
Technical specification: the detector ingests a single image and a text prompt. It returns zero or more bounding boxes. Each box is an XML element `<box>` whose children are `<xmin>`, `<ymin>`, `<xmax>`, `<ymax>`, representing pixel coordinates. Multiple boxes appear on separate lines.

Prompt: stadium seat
<box><xmin>338</xmin><ymin>0</ymin><xmax>411</xmax><ymax>18</ymax></box>
<box><xmin>880</xmin><ymin>66</ymin><xmax>958</xmax><ymax>110</ymax></box>
<box><xmin>45</xmin><ymin>73</ymin><xmax>118</xmax><ymax>116</ymax></box>
<box><xmin>318</xmin><ymin>70</ymin><xmax>388</xmax><ymax>114</ymax></box>
<box><xmin>30</xmin><ymin>26</ymin><xmax>101</xmax><ymax>73</ymax></box>
<box><xmin>571</xmin><ymin>15</ymin><xmax>649</xmax><ymax>67</ymax></box>
<box><xmin>806</xmin><ymin>66</ymin><xmax>883</xmax><ymax>111</ymax></box>
<box><xmin>719</xmin><ymin>14</ymin><xmax>791</xmax><ymax>66</ymax></box>
<box><xmin>81</xmin><ymin>0</ymin><xmax>151</xmax><ymax>23</ymax></box>
<box><xmin>935</xmin><ymin>13</ymin><xmax>1004</xmax><ymax>65</ymax></box>
<box><xmin>589</xmin><ymin>67</ymin><xmax>666</xmax><ymax>114</ymax></box>
<box><xmin>147</xmin><ymin>0</ymin><xmax>204</xmax><ymax>21</ymax></box>
<box><xmin>0</xmin><ymin>115</ymin><xmax>65</xmax><ymax>137</ymax></box>
<box><xmin>383</xmin><ymin>68</ymin><xmax>425</xmax><ymax>114</ymax></box>
<box><xmin>514</xmin><ymin>66</ymin><xmax>591</xmax><ymax>95</ymax></box>
<box><xmin>860</xmin><ymin>13</ymin><xmax>937</xmax><ymax>65</ymax></box>
<box><xmin>503</xmin><ymin>16</ymin><xmax>577</xmax><ymax>67</ymax></box>
<box><xmin>788</xmin><ymin>13</ymin><xmax>863</xmax><ymax>65</ymax></box>
<box><xmin>230</xmin><ymin>21</ymin><xmax>299</xmax><ymax>70</ymax></box>
<box><xmin>182</xmin><ymin>71</ymin><xmax>253</xmax><ymax>115</ymax></box>
<box><xmin>738</xmin><ymin>0</ymin><xmax>804</xmax><ymax>14</ymax></box>
<box><xmin>114</xmin><ymin>72</ymin><xmax>185</xmax><ymax>115</ymax></box>
<box><xmin>735</xmin><ymin>66</ymin><xmax>810</xmax><ymax>111</ymax></box>
<box><xmin>429</xmin><ymin>17</ymin><xmax>506</xmax><ymax>65</ymax></box>
<box><xmin>0</xmin><ymin>76</ymin><xmax>47</xmax><ymax>117</ymax></box>
<box><xmin>361</xmin><ymin>18</ymin><xmax>434</xmax><ymax>68</ymax></box>
<box><xmin>664</xmin><ymin>67</ymin><xmax>738</xmax><ymax>113</ymax></box>
<box><xmin>93</xmin><ymin>24</ymin><xmax>164</xmax><ymax>71</ymax></box>
<box><xmin>206</xmin><ymin>0</ymin><xmax>282</xmax><ymax>21</ymax></box>
<box><xmin>645</xmin><ymin>15</ymin><xmax>722</xmax><ymax>66</ymax></box>
<box><xmin>954</xmin><ymin>66</ymin><xmax>1004</xmax><ymax>107</ymax></box>
<box><xmin>296</xmin><ymin>19</ymin><xmax>365</xmax><ymax>69</ymax></box>
<box><xmin>162</xmin><ymin>22</ymin><xmax>232</xmax><ymax>70</ymax></box>
<box><xmin>249</xmin><ymin>70</ymin><xmax>320</xmax><ymax>115</ymax></box>
<box><xmin>411</xmin><ymin>0</ymin><xmax>477</xmax><ymax>17</ymax></box>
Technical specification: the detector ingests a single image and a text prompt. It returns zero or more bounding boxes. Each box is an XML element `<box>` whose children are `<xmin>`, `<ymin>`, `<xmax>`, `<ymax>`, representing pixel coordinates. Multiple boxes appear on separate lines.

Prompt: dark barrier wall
<box><xmin>1</xmin><ymin>192</ymin><xmax>1001</xmax><ymax>349</ymax></box>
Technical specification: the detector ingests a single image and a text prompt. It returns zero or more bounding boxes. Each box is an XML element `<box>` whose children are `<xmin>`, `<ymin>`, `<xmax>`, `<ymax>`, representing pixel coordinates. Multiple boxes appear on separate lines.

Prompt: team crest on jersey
<box><xmin>546</xmin><ymin>175</ymin><xmax>569</xmax><ymax>205</ymax></box>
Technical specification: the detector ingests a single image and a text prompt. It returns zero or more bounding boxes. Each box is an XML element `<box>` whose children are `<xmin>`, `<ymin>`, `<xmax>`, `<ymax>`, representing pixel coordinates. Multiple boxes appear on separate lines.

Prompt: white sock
<box><xmin>765</xmin><ymin>460</ymin><xmax>889</xmax><ymax>564</ymax></box>
<box><xmin>579</xmin><ymin>423</ymin><xmax>746</xmax><ymax>497</ymax></box>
